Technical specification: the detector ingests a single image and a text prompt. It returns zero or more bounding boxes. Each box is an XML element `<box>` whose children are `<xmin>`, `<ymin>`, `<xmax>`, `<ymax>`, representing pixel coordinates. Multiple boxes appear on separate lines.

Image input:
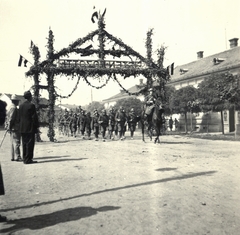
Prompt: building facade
<box><xmin>167</xmin><ymin>38</ymin><xmax>240</xmax><ymax>133</ymax></box>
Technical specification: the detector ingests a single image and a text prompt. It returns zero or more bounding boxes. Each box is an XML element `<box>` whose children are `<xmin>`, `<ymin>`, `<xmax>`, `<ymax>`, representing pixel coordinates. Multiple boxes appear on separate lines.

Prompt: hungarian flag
<box><xmin>18</xmin><ymin>55</ymin><xmax>23</xmax><ymax>66</ymax></box>
<box><xmin>170</xmin><ymin>63</ymin><xmax>174</xmax><ymax>75</ymax></box>
<box><xmin>18</xmin><ymin>55</ymin><xmax>28</xmax><ymax>67</ymax></box>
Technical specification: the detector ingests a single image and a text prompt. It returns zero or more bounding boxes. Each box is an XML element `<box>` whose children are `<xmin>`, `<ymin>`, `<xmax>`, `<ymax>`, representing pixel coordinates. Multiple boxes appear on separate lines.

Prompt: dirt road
<box><xmin>0</xmin><ymin>128</ymin><xmax>240</xmax><ymax>234</ymax></box>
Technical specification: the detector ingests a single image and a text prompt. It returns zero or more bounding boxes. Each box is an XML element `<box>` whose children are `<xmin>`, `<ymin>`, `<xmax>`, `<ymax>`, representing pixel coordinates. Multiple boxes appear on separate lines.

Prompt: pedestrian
<box><xmin>0</xmin><ymin>100</ymin><xmax>7</xmax><ymax>222</ymax></box>
<box><xmin>128</xmin><ymin>108</ymin><xmax>139</xmax><ymax>139</ymax></box>
<box><xmin>91</xmin><ymin>109</ymin><xmax>100</xmax><ymax>141</ymax></box>
<box><xmin>169</xmin><ymin>117</ymin><xmax>173</xmax><ymax>131</ymax></box>
<box><xmin>98</xmin><ymin>109</ymin><xmax>109</xmax><ymax>141</ymax></box>
<box><xmin>19</xmin><ymin>90</ymin><xmax>39</xmax><ymax>164</ymax></box>
<box><xmin>6</xmin><ymin>94</ymin><xmax>22</xmax><ymax>161</ymax></box>
<box><xmin>115</xmin><ymin>106</ymin><xmax>127</xmax><ymax>140</ymax></box>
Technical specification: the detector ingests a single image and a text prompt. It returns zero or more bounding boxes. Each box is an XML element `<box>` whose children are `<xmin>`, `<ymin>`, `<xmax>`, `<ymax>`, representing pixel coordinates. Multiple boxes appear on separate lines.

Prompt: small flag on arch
<box><xmin>24</xmin><ymin>59</ymin><xmax>28</xmax><ymax>67</ymax></box>
<box><xmin>18</xmin><ymin>55</ymin><xmax>29</xmax><ymax>67</ymax></box>
<box><xmin>170</xmin><ymin>62</ymin><xmax>174</xmax><ymax>75</ymax></box>
<box><xmin>18</xmin><ymin>55</ymin><xmax>23</xmax><ymax>67</ymax></box>
<box><xmin>167</xmin><ymin>62</ymin><xmax>174</xmax><ymax>75</ymax></box>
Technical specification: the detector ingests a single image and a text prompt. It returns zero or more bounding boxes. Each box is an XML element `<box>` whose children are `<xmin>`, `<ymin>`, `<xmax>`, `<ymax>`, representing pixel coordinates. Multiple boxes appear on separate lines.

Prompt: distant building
<box><xmin>102</xmin><ymin>78</ymin><xmax>145</xmax><ymax>109</ymax></box>
<box><xmin>167</xmin><ymin>38</ymin><xmax>240</xmax><ymax>133</ymax></box>
<box><xmin>57</xmin><ymin>104</ymin><xmax>80</xmax><ymax>112</ymax></box>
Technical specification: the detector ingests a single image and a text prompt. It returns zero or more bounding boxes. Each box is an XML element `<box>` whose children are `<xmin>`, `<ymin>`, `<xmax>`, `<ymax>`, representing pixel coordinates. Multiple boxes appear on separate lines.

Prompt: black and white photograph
<box><xmin>0</xmin><ymin>0</ymin><xmax>240</xmax><ymax>234</ymax></box>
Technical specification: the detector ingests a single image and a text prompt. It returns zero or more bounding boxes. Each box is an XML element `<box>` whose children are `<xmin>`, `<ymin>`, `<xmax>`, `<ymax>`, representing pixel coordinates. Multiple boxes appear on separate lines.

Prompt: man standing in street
<box><xmin>6</xmin><ymin>94</ymin><xmax>22</xmax><ymax>162</ymax></box>
<box><xmin>19</xmin><ymin>91</ymin><xmax>39</xmax><ymax>164</ymax></box>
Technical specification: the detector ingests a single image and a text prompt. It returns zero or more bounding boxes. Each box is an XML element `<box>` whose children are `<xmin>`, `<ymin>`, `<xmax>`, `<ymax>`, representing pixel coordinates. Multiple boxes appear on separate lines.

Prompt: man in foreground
<box><xmin>19</xmin><ymin>91</ymin><xmax>39</xmax><ymax>164</ymax></box>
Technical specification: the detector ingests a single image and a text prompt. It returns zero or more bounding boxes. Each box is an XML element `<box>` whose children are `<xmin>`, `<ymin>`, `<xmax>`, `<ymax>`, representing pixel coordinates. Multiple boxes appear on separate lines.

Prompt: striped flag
<box><xmin>18</xmin><ymin>55</ymin><xmax>23</xmax><ymax>67</ymax></box>
<box><xmin>18</xmin><ymin>55</ymin><xmax>29</xmax><ymax>67</ymax></box>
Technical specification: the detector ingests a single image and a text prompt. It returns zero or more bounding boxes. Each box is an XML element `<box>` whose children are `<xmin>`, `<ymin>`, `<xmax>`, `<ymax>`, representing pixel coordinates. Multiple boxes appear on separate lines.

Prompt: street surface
<box><xmin>0</xmin><ymin>128</ymin><xmax>240</xmax><ymax>234</ymax></box>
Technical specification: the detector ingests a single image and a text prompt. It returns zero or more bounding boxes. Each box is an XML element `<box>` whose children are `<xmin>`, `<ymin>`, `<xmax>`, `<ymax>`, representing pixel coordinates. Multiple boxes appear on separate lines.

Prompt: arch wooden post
<box><xmin>31</xmin><ymin>45</ymin><xmax>42</xmax><ymax>141</ymax></box>
<box><xmin>46</xmin><ymin>29</ymin><xmax>56</xmax><ymax>142</ymax></box>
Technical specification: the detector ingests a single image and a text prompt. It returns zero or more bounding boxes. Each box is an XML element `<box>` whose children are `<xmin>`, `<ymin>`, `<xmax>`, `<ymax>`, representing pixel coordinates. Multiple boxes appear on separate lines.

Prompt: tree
<box><xmin>169</xmin><ymin>86</ymin><xmax>199</xmax><ymax>133</ymax></box>
<box><xmin>113</xmin><ymin>97</ymin><xmax>143</xmax><ymax>116</ymax></box>
<box><xmin>198</xmin><ymin>72</ymin><xmax>240</xmax><ymax>134</ymax></box>
<box><xmin>160</xmin><ymin>85</ymin><xmax>176</xmax><ymax>115</ymax></box>
<box><xmin>85</xmin><ymin>101</ymin><xmax>105</xmax><ymax>114</ymax></box>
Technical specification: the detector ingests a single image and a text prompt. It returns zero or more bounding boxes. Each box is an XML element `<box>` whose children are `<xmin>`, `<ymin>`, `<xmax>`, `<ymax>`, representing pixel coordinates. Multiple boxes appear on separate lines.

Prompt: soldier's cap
<box><xmin>11</xmin><ymin>94</ymin><xmax>20</xmax><ymax>101</ymax></box>
<box><xmin>94</xmin><ymin>109</ymin><xmax>98</xmax><ymax>113</ymax></box>
<box><xmin>23</xmin><ymin>90</ymin><xmax>32</xmax><ymax>99</ymax></box>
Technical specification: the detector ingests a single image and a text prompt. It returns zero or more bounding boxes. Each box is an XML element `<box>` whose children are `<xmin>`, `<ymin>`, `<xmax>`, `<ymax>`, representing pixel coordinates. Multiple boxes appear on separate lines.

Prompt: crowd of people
<box><xmin>57</xmin><ymin>106</ymin><xmax>141</xmax><ymax>141</ymax></box>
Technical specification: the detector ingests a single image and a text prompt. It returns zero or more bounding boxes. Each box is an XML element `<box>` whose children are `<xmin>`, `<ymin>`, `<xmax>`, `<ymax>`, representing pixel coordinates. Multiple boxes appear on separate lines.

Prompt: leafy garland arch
<box><xmin>26</xmin><ymin>11</ymin><xmax>170</xmax><ymax>142</ymax></box>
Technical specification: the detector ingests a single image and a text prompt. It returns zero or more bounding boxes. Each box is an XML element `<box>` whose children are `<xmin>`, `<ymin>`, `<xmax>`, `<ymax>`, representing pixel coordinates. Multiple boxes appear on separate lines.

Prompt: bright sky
<box><xmin>1</xmin><ymin>0</ymin><xmax>240</xmax><ymax>105</ymax></box>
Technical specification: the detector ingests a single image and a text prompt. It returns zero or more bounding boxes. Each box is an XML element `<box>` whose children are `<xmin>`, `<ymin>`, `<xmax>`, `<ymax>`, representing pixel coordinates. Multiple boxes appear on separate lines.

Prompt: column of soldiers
<box><xmin>57</xmin><ymin>106</ymin><xmax>140</xmax><ymax>141</ymax></box>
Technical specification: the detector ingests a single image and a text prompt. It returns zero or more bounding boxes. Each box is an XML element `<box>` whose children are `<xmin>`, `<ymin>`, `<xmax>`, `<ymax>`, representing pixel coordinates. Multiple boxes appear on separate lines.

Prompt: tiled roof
<box><xmin>58</xmin><ymin>104</ymin><xmax>80</xmax><ymax>110</ymax></box>
<box><xmin>169</xmin><ymin>46</ymin><xmax>240</xmax><ymax>83</ymax></box>
<box><xmin>102</xmin><ymin>85</ymin><xmax>141</xmax><ymax>102</ymax></box>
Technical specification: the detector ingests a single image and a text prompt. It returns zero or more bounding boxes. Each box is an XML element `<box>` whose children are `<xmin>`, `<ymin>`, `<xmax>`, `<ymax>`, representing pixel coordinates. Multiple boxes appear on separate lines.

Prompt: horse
<box><xmin>140</xmin><ymin>102</ymin><xmax>165</xmax><ymax>144</ymax></box>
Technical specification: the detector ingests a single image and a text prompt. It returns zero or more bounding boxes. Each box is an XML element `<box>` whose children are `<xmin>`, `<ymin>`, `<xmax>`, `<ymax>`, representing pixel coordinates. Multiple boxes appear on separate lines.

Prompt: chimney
<box><xmin>197</xmin><ymin>51</ymin><xmax>204</xmax><ymax>59</ymax></box>
<box><xmin>139</xmin><ymin>78</ymin><xmax>143</xmax><ymax>85</ymax></box>
<box><xmin>229</xmin><ymin>38</ymin><xmax>238</xmax><ymax>48</ymax></box>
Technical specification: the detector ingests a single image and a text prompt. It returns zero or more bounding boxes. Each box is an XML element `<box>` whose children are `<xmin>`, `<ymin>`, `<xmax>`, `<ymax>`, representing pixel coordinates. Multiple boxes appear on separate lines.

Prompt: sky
<box><xmin>0</xmin><ymin>0</ymin><xmax>240</xmax><ymax>106</ymax></box>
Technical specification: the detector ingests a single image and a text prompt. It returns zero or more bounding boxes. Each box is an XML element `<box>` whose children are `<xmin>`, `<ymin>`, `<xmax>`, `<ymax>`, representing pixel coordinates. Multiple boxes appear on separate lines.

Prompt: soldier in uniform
<box><xmin>144</xmin><ymin>88</ymin><xmax>156</xmax><ymax>123</ymax></box>
<box><xmin>70</xmin><ymin>113</ymin><xmax>78</xmax><ymax>137</ymax></box>
<box><xmin>115</xmin><ymin>106</ymin><xmax>127</xmax><ymax>140</ymax></box>
<box><xmin>91</xmin><ymin>109</ymin><xmax>100</xmax><ymax>141</ymax></box>
<box><xmin>85</xmin><ymin>112</ymin><xmax>92</xmax><ymax>140</ymax></box>
<box><xmin>79</xmin><ymin>110</ymin><xmax>87</xmax><ymax>138</ymax></box>
<box><xmin>128</xmin><ymin>108</ymin><xmax>139</xmax><ymax>139</ymax></box>
<box><xmin>108</xmin><ymin>108</ymin><xmax>116</xmax><ymax>140</ymax></box>
<box><xmin>98</xmin><ymin>109</ymin><xmax>109</xmax><ymax>141</ymax></box>
<box><xmin>63</xmin><ymin>110</ymin><xmax>71</xmax><ymax>136</ymax></box>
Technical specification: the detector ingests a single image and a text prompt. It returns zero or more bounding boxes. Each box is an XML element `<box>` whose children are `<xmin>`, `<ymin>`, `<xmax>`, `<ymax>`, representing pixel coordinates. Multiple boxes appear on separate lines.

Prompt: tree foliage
<box><xmin>160</xmin><ymin>85</ymin><xmax>176</xmax><ymax>115</ymax></box>
<box><xmin>85</xmin><ymin>101</ymin><xmax>105</xmax><ymax>114</ymax></box>
<box><xmin>169</xmin><ymin>86</ymin><xmax>199</xmax><ymax>114</ymax></box>
<box><xmin>198</xmin><ymin>72</ymin><xmax>240</xmax><ymax>109</ymax></box>
<box><xmin>113</xmin><ymin>97</ymin><xmax>143</xmax><ymax>116</ymax></box>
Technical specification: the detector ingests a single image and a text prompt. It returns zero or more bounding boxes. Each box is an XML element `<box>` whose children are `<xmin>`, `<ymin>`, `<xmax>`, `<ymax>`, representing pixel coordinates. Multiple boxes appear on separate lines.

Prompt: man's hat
<box><xmin>23</xmin><ymin>90</ymin><xmax>32</xmax><ymax>99</ymax></box>
<box><xmin>11</xmin><ymin>94</ymin><xmax>19</xmax><ymax>101</ymax></box>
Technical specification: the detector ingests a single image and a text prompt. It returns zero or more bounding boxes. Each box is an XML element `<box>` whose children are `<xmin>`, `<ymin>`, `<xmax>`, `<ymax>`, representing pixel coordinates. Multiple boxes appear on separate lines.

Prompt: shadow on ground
<box><xmin>0</xmin><ymin>206</ymin><xmax>120</xmax><ymax>233</ymax></box>
<box><xmin>1</xmin><ymin>170</ymin><xmax>217</xmax><ymax>213</ymax></box>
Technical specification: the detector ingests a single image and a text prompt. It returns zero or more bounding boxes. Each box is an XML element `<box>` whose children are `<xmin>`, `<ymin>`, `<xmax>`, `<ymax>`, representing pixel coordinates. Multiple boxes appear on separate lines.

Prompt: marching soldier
<box><xmin>70</xmin><ymin>113</ymin><xmax>78</xmax><ymax>137</ymax></box>
<box><xmin>98</xmin><ymin>109</ymin><xmax>109</xmax><ymax>141</ymax></box>
<box><xmin>108</xmin><ymin>108</ymin><xmax>116</xmax><ymax>140</ymax></box>
<box><xmin>85</xmin><ymin>112</ymin><xmax>92</xmax><ymax>140</ymax></box>
<box><xmin>91</xmin><ymin>109</ymin><xmax>100</xmax><ymax>141</ymax></box>
<box><xmin>115</xmin><ymin>106</ymin><xmax>127</xmax><ymax>140</ymax></box>
<box><xmin>79</xmin><ymin>110</ymin><xmax>87</xmax><ymax>138</ymax></box>
<box><xmin>128</xmin><ymin>108</ymin><xmax>139</xmax><ymax>139</ymax></box>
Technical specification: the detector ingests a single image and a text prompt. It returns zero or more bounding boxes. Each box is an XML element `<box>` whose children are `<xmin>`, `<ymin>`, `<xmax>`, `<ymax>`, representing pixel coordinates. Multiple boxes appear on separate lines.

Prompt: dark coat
<box><xmin>19</xmin><ymin>100</ymin><xmax>39</xmax><ymax>133</ymax></box>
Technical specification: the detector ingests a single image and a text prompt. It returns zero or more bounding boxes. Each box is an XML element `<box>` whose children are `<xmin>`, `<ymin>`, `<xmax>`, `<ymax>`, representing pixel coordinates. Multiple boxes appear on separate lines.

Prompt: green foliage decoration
<box><xmin>25</xmin><ymin>12</ymin><xmax>170</xmax><ymax>141</ymax></box>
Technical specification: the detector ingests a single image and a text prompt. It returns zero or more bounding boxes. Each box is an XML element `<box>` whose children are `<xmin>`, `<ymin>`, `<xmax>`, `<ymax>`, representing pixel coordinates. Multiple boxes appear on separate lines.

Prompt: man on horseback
<box><xmin>144</xmin><ymin>88</ymin><xmax>156</xmax><ymax>124</ymax></box>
